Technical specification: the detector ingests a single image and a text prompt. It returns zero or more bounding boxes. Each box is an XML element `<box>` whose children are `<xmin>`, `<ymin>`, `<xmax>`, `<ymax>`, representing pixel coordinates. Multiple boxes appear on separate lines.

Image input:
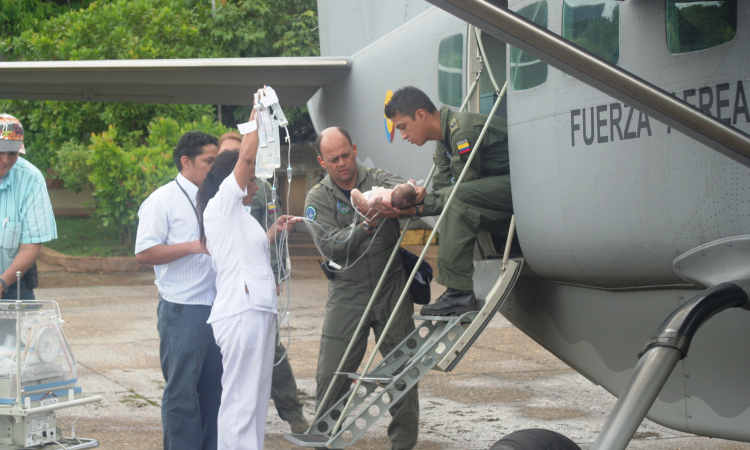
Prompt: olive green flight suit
<box><xmin>421</xmin><ymin>106</ymin><xmax>514</xmax><ymax>291</ymax></box>
<box><xmin>249</xmin><ymin>180</ymin><xmax>305</xmax><ymax>423</ymax></box>
<box><xmin>304</xmin><ymin>163</ymin><xmax>419</xmax><ymax>450</ymax></box>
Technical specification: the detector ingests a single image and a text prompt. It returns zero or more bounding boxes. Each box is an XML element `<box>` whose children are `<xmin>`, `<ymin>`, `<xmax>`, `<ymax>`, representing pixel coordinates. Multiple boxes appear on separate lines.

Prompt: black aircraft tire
<box><xmin>489</xmin><ymin>428</ymin><xmax>582</xmax><ymax>450</ymax></box>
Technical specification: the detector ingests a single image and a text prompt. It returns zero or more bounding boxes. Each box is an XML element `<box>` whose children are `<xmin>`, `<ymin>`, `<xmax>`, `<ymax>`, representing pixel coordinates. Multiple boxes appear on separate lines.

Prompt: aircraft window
<box><xmin>438</xmin><ymin>34</ymin><xmax>464</xmax><ymax>107</ymax></box>
<box><xmin>510</xmin><ymin>1</ymin><xmax>549</xmax><ymax>91</ymax></box>
<box><xmin>562</xmin><ymin>0</ymin><xmax>620</xmax><ymax>65</ymax></box>
<box><xmin>666</xmin><ymin>1</ymin><xmax>737</xmax><ymax>54</ymax></box>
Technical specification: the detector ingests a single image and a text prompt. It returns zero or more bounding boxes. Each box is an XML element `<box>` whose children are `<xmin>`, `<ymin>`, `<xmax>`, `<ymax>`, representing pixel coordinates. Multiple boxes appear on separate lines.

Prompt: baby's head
<box><xmin>391</xmin><ymin>183</ymin><xmax>417</xmax><ymax>210</ymax></box>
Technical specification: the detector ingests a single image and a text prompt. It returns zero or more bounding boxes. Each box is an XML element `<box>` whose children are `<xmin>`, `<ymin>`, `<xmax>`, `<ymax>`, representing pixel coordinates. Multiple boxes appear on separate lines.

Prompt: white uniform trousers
<box><xmin>212</xmin><ymin>309</ymin><xmax>277</xmax><ymax>450</ymax></box>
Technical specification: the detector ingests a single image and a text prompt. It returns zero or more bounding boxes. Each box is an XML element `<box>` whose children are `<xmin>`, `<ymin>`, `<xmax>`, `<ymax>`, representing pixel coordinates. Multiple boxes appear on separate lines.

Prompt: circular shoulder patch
<box><xmin>306</xmin><ymin>205</ymin><xmax>317</xmax><ymax>220</ymax></box>
<box><xmin>337</xmin><ymin>200</ymin><xmax>351</xmax><ymax>215</ymax></box>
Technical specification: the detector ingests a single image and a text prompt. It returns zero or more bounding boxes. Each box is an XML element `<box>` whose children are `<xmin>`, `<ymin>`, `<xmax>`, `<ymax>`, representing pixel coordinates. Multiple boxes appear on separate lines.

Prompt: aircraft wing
<box><xmin>0</xmin><ymin>57</ymin><xmax>349</xmax><ymax>106</ymax></box>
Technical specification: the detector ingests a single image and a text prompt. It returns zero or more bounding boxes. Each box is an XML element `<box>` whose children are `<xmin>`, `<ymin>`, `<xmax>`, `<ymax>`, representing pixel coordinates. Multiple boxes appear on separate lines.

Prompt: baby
<box><xmin>351</xmin><ymin>180</ymin><xmax>417</xmax><ymax>211</ymax></box>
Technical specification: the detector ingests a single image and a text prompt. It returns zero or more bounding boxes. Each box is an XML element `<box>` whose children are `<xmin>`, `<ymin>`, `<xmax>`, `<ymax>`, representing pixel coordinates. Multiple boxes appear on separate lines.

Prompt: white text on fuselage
<box><xmin>570</xmin><ymin>80</ymin><xmax>749</xmax><ymax>146</ymax></box>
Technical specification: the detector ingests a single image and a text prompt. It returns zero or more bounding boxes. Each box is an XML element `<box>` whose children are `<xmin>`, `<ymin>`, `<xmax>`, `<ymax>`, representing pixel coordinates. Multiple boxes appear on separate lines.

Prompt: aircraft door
<box><xmin>477</xmin><ymin>32</ymin><xmax>508</xmax><ymax>118</ymax></box>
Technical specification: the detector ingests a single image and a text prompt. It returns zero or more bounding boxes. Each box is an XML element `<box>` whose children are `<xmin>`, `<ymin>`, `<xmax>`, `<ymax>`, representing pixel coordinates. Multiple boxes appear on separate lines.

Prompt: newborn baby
<box><xmin>351</xmin><ymin>180</ymin><xmax>417</xmax><ymax>211</ymax></box>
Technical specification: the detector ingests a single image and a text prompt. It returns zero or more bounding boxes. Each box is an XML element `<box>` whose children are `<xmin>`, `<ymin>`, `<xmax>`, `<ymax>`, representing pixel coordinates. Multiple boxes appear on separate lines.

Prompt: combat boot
<box><xmin>288</xmin><ymin>415</ymin><xmax>310</xmax><ymax>434</ymax></box>
<box><xmin>420</xmin><ymin>288</ymin><xmax>478</xmax><ymax>316</ymax></box>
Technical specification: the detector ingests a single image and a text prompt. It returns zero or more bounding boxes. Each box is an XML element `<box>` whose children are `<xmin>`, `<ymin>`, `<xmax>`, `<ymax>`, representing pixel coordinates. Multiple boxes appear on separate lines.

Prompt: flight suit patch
<box><xmin>456</xmin><ymin>138</ymin><xmax>471</xmax><ymax>154</ymax></box>
<box><xmin>306</xmin><ymin>206</ymin><xmax>317</xmax><ymax>220</ymax></box>
<box><xmin>267</xmin><ymin>202</ymin><xmax>277</xmax><ymax>214</ymax></box>
<box><xmin>449</xmin><ymin>117</ymin><xmax>459</xmax><ymax>132</ymax></box>
<box><xmin>337</xmin><ymin>200</ymin><xmax>352</xmax><ymax>215</ymax></box>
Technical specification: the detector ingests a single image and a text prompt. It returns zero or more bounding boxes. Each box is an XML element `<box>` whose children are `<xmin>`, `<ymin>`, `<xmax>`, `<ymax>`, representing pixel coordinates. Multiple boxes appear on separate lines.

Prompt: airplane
<box><xmin>1</xmin><ymin>0</ymin><xmax>749</xmax><ymax>448</ymax></box>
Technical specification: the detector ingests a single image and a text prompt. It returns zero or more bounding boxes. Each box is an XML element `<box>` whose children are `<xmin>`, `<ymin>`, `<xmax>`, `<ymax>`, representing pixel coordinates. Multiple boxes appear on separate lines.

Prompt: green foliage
<box><xmin>51</xmin><ymin>139</ymin><xmax>92</xmax><ymax>193</ymax></box>
<box><xmin>0</xmin><ymin>0</ymin><xmax>92</xmax><ymax>44</ymax></box>
<box><xmin>3</xmin><ymin>0</ymin><xmax>219</xmax><ymax>60</ymax></box>
<box><xmin>87</xmin><ymin>116</ymin><xmax>230</xmax><ymax>245</ymax></box>
<box><xmin>211</xmin><ymin>0</ymin><xmax>319</xmax><ymax>58</ymax></box>
<box><xmin>0</xmin><ymin>0</ymin><xmax>220</xmax><ymax>171</ymax></box>
<box><xmin>0</xmin><ymin>0</ymin><xmax>320</xmax><ymax>171</ymax></box>
<box><xmin>1</xmin><ymin>0</ymin><xmax>321</xmax><ymax>244</ymax></box>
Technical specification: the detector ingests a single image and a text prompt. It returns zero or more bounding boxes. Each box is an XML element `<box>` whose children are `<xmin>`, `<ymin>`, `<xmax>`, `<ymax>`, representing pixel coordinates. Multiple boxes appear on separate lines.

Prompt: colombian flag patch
<box><xmin>267</xmin><ymin>202</ymin><xmax>278</xmax><ymax>214</ymax></box>
<box><xmin>456</xmin><ymin>138</ymin><xmax>471</xmax><ymax>154</ymax></box>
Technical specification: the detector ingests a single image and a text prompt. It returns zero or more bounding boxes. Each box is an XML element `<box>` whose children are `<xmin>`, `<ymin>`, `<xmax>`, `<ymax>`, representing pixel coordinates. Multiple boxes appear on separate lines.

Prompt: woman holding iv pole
<box><xmin>197</xmin><ymin>88</ymin><xmax>300</xmax><ymax>450</ymax></box>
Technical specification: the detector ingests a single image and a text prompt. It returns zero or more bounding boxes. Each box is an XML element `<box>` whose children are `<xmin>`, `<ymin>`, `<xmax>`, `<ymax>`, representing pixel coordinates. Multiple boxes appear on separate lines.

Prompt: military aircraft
<box><xmin>2</xmin><ymin>0</ymin><xmax>749</xmax><ymax>449</ymax></box>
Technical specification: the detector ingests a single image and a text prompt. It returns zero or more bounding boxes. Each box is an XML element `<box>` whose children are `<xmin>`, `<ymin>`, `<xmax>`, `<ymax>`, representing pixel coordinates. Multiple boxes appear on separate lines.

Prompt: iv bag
<box><xmin>255</xmin><ymin>151</ymin><xmax>266</xmax><ymax>179</ymax></box>
<box><xmin>259</xmin><ymin>107</ymin><xmax>274</xmax><ymax>144</ymax></box>
<box><xmin>270</xmin><ymin>103</ymin><xmax>288</xmax><ymax>127</ymax></box>
<box><xmin>255</xmin><ymin>105</ymin><xmax>268</xmax><ymax>149</ymax></box>
<box><xmin>271</xmin><ymin>122</ymin><xmax>281</xmax><ymax>169</ymax></box>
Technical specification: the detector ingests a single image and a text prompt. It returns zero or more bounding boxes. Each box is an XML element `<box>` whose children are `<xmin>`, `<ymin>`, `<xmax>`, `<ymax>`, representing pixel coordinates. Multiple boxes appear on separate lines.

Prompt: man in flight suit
<box><xmin>384</xmin><ymin>86</ymin><xmax>513</xmax><ymax>316</ymax></box>
<box><xmin>304</xmin><ymin>127</ymin><xmax>419</xmax><ymax>450</ymax></box>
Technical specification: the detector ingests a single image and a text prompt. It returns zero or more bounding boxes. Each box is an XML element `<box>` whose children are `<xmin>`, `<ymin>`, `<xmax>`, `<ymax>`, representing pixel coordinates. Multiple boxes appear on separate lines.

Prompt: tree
<box><xmin>1</xmin><ymin>0</ymin><xmax>219</xmax><ymax>171</ymax></box>
<box><xmin>83</xmin><ymin>116</ymin><xmax>231</xmax><ymax>245</ymax></box>
<box><xmin>0</xmin><ymin>0</ymin><xmax>92</xmax><ymax>46</ymax></box>
<box><xmin>0</xmin><ymin>0</ymin><xmax>320</xmax><ymax>171</ymax></box>
<box><xmin>211</xmin><ymin>0</ymin><xmax>320</xmax><ymax>58</ymax></box>
<box><xmin>1</xmin><ymin>0</ymin><xmax>320</xmax><ymax>242</ymax></box>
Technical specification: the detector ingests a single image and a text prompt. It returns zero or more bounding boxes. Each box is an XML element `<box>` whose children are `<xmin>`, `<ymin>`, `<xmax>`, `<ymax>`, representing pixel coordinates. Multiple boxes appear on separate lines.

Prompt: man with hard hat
<box><xmin>0</xmin><ymin>113</ymin><xmax>57</xmax><ymax>300</ymax></box>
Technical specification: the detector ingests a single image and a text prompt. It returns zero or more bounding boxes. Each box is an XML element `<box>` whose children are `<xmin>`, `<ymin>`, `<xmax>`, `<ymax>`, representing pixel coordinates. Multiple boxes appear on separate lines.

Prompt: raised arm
<box><xmin>234</xmin><ymin>107</ymin><xmax>259</xmax><ymax>191</ymax></box>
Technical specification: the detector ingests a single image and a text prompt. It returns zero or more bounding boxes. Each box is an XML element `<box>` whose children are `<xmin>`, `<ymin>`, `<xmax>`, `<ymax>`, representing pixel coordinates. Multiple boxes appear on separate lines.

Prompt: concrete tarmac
<box><xmin>36</xmin><ymin>265</ymin><xmax>750</xmax><ymax>450</ymax></box>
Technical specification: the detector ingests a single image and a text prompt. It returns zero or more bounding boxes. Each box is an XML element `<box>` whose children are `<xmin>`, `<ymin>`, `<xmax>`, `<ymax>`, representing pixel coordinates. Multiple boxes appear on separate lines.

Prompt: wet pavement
<box><xmin>35</xmin><ymin>258</ymin><xmax>750</xmax><ymax>450</ymax></box>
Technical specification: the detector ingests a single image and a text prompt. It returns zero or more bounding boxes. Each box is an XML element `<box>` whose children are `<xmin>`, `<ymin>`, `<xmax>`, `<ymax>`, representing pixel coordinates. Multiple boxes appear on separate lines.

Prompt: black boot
<box><xmin>420</xmin><ymin>288</ymin><xmax>478</xmax><ymax>316</ymax></box>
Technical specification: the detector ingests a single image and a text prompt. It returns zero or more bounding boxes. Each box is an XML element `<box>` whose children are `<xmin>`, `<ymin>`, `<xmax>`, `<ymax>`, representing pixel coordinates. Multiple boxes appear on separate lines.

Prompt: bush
<box><xmin>87</xmin><ymin>116</ymin><xmax>230</xmax><ymax>245</ymax></box>
<box><xmin>51</xmin><ymin>140</ymin><xmax>93</xmax><ymax>193</ymax></box>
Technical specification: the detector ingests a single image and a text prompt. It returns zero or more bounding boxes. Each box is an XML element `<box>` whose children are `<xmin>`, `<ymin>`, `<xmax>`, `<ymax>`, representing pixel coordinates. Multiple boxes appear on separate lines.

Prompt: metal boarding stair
<box><xmin>285</xmin><ymin>257</ymin><xmax>524</xmax><ymax>448</ymax></box>
<box><xmin>287</xmin><ymin>74</ymin><xmax>512</xmax><ymax>449</ymax></box>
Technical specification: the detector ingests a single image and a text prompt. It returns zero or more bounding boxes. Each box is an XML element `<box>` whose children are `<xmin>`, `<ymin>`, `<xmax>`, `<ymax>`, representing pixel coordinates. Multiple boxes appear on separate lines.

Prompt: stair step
<box><xmin>284</xmin><ymin>434</ymin><xmax>330</xmax><ymax>447</ymax></box>
<box><xmin>334</xmin><ymin>372</ymin><xmax>393</xmax><ymax>384</ymax></box>
<box><xmin>413</xmin><ymin>312</ymin><xmax>477</xmax><ymax>322</ymax></box>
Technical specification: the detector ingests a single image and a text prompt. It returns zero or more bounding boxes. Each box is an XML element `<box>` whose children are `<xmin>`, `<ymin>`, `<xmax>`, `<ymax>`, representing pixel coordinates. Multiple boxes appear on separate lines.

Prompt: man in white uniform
<box><xmin>135</xmin><ymin>131</ymin><xmax>220</xmax><ymax>450</ymax></box>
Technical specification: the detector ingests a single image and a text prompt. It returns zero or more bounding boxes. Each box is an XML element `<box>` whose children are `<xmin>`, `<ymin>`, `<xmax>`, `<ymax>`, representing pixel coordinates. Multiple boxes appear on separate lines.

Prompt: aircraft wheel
<box><xmin>489</xmin><ymin>428</ymin><xmax>582</xmax><ymax>450</ymax></box>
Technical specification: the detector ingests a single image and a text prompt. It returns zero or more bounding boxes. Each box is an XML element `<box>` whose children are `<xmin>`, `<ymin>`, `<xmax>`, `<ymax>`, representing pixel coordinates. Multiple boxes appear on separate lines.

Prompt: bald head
<box><xmin>315</xmin><ymin>127</ymin><xmax>353</xmax><ymax>157</ymax></box>
<box><xmin>315</xmin><ymin>127</ymin><xmax>359</xmax><ymax>189</ymax></box>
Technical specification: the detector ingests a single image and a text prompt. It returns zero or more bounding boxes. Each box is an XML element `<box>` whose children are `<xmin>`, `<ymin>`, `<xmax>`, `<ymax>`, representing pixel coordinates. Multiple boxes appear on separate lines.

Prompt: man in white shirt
<box><xmin>135</xmin><ymin>132</ymin><xmax>220</xmax><ymax>450</ymax></box>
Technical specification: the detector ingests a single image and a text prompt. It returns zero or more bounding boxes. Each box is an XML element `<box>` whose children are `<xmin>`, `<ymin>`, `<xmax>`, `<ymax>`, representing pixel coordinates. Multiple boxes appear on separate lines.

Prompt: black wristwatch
<box><xmin>414</xmin><ymin>204</ymin><xmax>422</xmax><ymax>218</ymax></box>
<box><xmin>0</xmin><ymin>278</ymin><xmax>8</xmax><ymax>293</ymax></box>
<box><xmin>362</xmin><ymin>221</ymin><xmax>376</xmax><ymax>232</ymax></box>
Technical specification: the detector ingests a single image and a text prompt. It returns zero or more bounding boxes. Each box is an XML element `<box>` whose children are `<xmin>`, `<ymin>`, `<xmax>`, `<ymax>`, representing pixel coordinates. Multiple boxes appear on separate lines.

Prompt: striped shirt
<box><xmin>135</xmin><ymin>173</ymin><xmax>216</xmax><ymax>306</ymax></box>
<box><xmin>0</xmin><ymin>157</ymin><xmax>57</xmax><ymax>274</ymax></box>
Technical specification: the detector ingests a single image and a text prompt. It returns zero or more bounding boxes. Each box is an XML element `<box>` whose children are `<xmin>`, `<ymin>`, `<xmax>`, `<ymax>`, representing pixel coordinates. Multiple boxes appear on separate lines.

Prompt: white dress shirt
<box><xmin>135</xmin><ymin>173</ymin><xmax>216</xmax><ymax>306</ymax></box>
<box><xmin>204</xmin><ymin>175</ymin><xmax>277</xmax><ymax>324</ymax></box>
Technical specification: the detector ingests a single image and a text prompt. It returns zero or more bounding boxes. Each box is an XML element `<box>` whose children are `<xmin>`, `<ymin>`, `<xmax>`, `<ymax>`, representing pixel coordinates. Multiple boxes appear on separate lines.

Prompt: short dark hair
<box><xmin>314</xmin><ymin>127</ymin><xmax>353</xmax><ymax>157</ymax></box>
<box><xmin>173</xmin><ymin>131</ymin><xmax>218</xmax><ymax>171</ymax></box>
<box><xmin>384</xmin><ymin>86</ymin><xmax>437</xmax><ymax>120</ymax></box>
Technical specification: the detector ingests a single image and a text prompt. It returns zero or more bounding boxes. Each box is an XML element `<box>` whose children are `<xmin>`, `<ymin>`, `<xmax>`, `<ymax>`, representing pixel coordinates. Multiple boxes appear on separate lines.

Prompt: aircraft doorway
<box><xmin>478</xmin><ymin>32</ymin><xmax>508</xmax><ymax>118</ymax></box>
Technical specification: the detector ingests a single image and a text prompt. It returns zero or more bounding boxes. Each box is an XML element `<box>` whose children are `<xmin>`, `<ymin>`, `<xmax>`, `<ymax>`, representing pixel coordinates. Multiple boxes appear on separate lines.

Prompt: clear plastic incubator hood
<box><xmin>0</xmin><ymin>296</ymin><xmax>101</xmax><ymax>449</ymax></box>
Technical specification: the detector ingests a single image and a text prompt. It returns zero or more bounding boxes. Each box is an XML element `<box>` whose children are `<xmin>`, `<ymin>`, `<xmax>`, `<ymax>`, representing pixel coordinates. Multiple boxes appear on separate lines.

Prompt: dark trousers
<box><xmin>157</xmin><ymin>297</ymin><xmax>223</xmax><ymax>450</ymax></box>
<box><xmin>272</xmin><ymin>338</ymin><xmax>304</xmax><ymax>422</ymax></box>
<box><xmin>436</xmin><ymin>175</ymin><xmax>513</xmax><ymax>291</ymax></box>
<box><xmin>1</xmin><ymin>278</ymin><xmax>35</xmax><ymax>300</ymax></box>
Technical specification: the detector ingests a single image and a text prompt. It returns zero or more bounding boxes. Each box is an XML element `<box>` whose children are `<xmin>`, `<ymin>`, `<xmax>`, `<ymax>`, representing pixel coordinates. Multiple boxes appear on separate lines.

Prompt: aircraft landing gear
<box><xmin>489</xmin><ymin>429</ymin><xmax>581</xmax><ymax>449</ymax></box>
